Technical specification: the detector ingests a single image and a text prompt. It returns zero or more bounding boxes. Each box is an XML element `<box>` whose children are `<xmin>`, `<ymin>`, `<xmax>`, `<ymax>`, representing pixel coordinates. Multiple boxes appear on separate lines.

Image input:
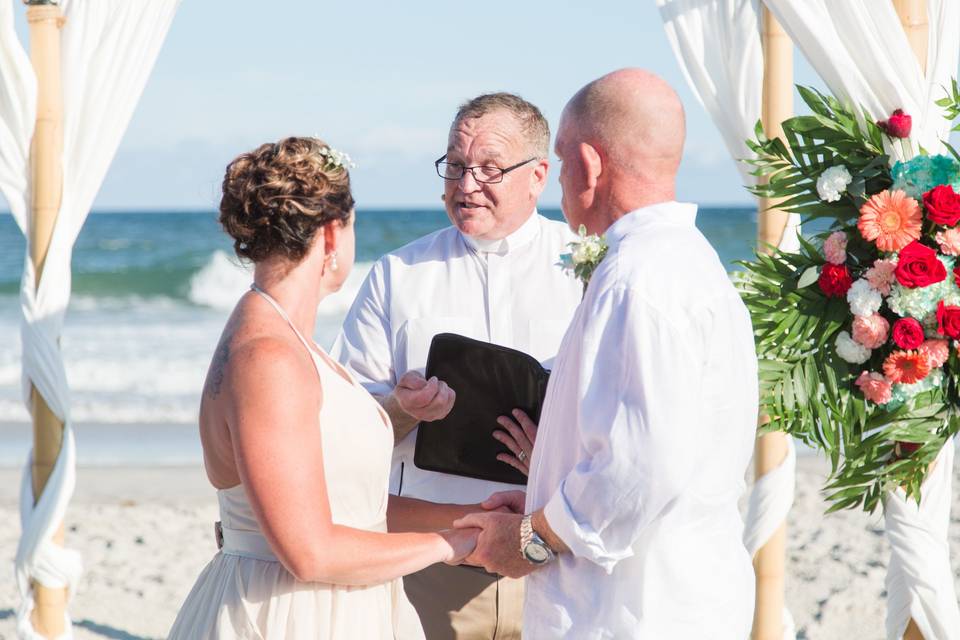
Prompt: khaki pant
<box><xmin>404</xmin><ymin>563</ymin><xmax>524</xmax><ymax>640</ymax></box>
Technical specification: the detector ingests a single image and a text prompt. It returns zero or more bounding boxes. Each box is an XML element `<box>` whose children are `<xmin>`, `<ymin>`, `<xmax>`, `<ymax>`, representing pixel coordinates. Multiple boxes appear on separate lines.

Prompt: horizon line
<box><xmin>2</xmin><ymin>201</ymin><xmax>758</xmax><ymax>215</ymax></box>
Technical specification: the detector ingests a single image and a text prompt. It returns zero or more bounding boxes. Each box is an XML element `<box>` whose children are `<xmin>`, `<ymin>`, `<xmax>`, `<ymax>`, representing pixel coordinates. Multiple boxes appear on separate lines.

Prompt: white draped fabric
<box><xmin>883</xmin><ymin>441</ymin><xmax>960</xmax><ymax>640</ymax></box>
<box><xmin>0</xmin><ymin>1</ymin><xmax>180</xmax><ymax>638</ymax></box>
<box><xmin>656</xmin><ymin>0</ymin><xmax>801</xmax><ymax>253</ymax></box>
<box><xmin>758</xmin><ymin>2</ymin><xmax>960</xmax><ymax>637</ymax></box>
<box><xmin>657</xmin><ymin>3</ymin><xmax>798</xmax><ymax>638</ymax></box>
<box><xmin>0</xmin><ymin>0</ymin><xmax>34</xmax><ymax>229</ymax></box>
<box><xmin>742</xmin><ymin>438</ymin><xmax>796</xmax><ymax>639</ymax></box>
<box><xmin>762</xmin><ymin>0</ymin><xmax>960</xmax><ymax>161</ymax></box>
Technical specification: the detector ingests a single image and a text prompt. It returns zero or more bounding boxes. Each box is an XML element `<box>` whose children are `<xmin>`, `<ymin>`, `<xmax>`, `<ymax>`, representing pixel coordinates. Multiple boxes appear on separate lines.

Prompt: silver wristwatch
<box><xmin>520</xmin><ymin>514</ymin><xmax>555</xmax><ymax>565</ymax></box>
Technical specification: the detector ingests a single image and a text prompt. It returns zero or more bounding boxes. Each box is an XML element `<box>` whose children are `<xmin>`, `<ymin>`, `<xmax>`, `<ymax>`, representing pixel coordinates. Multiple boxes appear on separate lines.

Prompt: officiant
<box><xmin>332</xmin><ymin>93</ymin><xmax>581</xmax><ymax>639</ymax></box>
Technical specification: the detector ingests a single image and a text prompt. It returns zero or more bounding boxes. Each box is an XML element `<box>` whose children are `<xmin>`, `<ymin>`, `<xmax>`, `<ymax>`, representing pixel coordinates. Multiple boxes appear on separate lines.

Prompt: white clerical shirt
<box><xmin>525</xmin><ymin>202</ymin><xmax>758</xmax><ymax>638</ymax></box>
<box><xmin>332</xmin><ymin>211</ymin><xmax>583</xmax><ymax>504</ymax></box>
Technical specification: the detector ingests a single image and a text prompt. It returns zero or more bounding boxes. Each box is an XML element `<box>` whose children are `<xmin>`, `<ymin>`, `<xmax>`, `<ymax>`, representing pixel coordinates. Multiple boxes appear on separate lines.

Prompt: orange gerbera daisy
<box><xmin>858</xmin><ymin>189</ymin><xmax>922</xmax><ymax>252</ymax></box>
<box><xmin>882</xmin><ymin>350</ymin><xmax>930</xmax><ymax>384</ymax></box>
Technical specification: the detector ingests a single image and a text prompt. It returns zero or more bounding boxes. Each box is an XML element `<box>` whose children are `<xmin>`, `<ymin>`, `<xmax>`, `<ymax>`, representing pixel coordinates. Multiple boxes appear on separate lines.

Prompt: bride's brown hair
<box><xmin>219</xmin><ymin>136</ymin><xmax>355</xmax><ymax>263</ymax></box>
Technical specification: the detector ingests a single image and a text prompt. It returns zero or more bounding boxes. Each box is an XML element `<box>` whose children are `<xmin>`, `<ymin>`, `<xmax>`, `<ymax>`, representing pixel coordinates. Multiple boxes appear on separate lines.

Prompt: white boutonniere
<box><xmin>559</xmin><ymin>225</ymin><xmax>608</xmax><ymax>287</ymax></box>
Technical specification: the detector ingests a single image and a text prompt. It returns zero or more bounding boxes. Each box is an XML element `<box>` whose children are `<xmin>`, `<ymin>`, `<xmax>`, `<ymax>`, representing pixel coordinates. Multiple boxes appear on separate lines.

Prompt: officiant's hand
<box><xmin>453</xmin><ymin>512</ymin><xmax>535</xmax><ymax>578</ymax></box>
<box><xmin>493</xmin><ymin>409</ymin><xmax>538</xmax><ymax>475</ymax></box>
<box><xmin>392</xmin><ymin>371</ymin><xmax>456</xmax><ymax>422</ymax></box>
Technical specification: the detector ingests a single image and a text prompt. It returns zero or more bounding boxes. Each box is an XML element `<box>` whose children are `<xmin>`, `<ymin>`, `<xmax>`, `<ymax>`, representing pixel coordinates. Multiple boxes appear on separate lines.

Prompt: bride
<box><xmin>168</xmin><ymin>137</ymin><xmax>478</xmax><ymax>639</ymax></box>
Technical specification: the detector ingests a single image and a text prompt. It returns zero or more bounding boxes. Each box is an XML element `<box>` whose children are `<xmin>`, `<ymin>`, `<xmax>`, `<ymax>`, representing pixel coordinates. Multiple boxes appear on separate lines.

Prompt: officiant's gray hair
<box><xmin>452</xmin><ymin>93</ymin><xmax>550</xmax><ymax>160</ymax></box>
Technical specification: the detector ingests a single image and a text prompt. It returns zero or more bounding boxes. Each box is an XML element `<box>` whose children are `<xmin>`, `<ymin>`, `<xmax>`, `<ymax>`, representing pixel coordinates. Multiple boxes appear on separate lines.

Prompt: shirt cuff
<box><xmin>542</xmin><ymin>489</ymin><xmax>633</xmax><ymax>574</ymax></box>
<box><xmin>358</xmin><ymin>380</ymin><xmax>393</xmax><ymax>398</ymax></box>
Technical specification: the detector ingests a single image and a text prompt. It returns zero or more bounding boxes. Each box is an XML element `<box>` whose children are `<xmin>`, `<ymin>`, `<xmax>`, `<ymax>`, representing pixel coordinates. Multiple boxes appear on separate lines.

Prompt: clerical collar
<box><xmin>462</xmin><ymin>210</ymin><xmax>541</xmax><ymax>255</ymax></box>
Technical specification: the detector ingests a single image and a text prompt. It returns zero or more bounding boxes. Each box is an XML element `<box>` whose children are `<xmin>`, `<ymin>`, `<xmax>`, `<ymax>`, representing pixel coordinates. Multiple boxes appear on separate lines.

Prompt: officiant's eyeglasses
<box><xmin>435</xmin><ymin>155</ymin><xmax>536</xmax><ymax>184</ymax></box>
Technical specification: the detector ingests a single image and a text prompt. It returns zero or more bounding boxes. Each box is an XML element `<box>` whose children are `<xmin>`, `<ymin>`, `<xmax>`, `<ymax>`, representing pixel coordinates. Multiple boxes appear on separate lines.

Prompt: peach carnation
<box><xmin>858</xmin><ymin>189</ymin><xmax>922</xmax><ymax>252</ymax></box>
<box><xmin>918</xmin><ymin>339</ymin><xmax>950</xmax><ymax>368</ymax></box>
<box><xmin>855</xmin><ymin>371</ymin><xmax>893</xmax><ymax>405</ymax></box>
<box><xmin>935</xmin><ymin>227</ymin><xmax>960</xmax><ymax>256</ymax></box>
<box><xmin>823</xmin><ymin>231</ymin><xmax>847</xmax><ymax>265</ymax></box>
<box><xmin>864</xmin><ymin>259</ymin><xmax>898</xmax><ymax>296</ymax></box>
<box><xmin>882</xmin><ymin>350</ymin><xmax>931</xmax><ymax>384</ymax></box>
<box><xmin>851</xmin><ymin>313</ymin><xmax>889</xmax><ymax>349</ymax></box>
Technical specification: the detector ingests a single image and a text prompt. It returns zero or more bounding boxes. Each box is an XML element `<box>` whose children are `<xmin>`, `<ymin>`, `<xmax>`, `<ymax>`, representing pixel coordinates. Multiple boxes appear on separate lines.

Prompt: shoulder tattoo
<box><xmin>206</xmin><ymin>340</ymin><xmax>231</xmax><ymax>398</ymax></box>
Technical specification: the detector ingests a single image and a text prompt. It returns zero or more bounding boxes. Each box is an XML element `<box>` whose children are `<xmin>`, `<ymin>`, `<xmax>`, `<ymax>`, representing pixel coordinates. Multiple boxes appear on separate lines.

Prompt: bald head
<box><xmin>563</xmin><ymin>68</ymin><xmax>685</xmax><ymax>183</ymax></box>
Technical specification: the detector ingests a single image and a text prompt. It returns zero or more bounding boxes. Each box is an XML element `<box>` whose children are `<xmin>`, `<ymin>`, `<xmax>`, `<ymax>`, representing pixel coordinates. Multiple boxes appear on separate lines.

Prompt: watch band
<box><xmin>520</xmin><ymin>514</ymin><xmax>535</xmax><ymax>556</ymax></box>
<box><xmin>520</xmin><ymin>514</ymin><xmax>555</xmax><ymax>565</ymax></box>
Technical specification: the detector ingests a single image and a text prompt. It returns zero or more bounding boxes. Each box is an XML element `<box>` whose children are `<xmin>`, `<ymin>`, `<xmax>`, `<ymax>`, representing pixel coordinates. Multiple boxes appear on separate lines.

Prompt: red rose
<box><xmin>923</xmin><ymin>185</ymin><xmax>960</xmax><ymax>226</ymax></box>
<box><xmin>877</xmin><ymin>109</ymin><xmax>912</xmax><ymax>138</ymax></box>
<box><xmin>892</xmin><ymin>317</ymin><xmax>925</xmax><ymax>350</ymax></box>
<box><xmin>936</xmin><ymin>300</ymin><xmax>960</xmax><ymax>339</ymax></box>
<box><xmin>955</xmin><ymin>266</ymin><xmax>960</xmax><ymax>288</ymax></box>
<box><xmin>894</xmin><ymin>241</ymin><xmax>946</xmax><ymax>288</ymax></box>
<box><xmin>895</xmin><ymin>441</ymin><xmax>921</xmax><ymax>459</ymax></box>
<box><xmin>818</xmin><ymin>263</ymin><xmax>853</xmax><ymax>298</ymax></box>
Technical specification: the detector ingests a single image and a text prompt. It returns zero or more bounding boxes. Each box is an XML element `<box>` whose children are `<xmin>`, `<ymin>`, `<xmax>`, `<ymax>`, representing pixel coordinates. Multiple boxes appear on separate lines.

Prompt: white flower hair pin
<box><xmin>318</xmin><ymin>145</ymin><xmax>357</xmax><ymax>171</ymax></box>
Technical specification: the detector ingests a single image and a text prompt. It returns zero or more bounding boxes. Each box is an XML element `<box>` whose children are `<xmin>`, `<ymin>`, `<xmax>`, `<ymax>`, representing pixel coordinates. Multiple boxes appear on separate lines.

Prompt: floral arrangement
<box><xmin>560</xmin><ymin>224</ymin><xmax>608</xmax><ymax>288</ymax></box>
<box><xmin>738</xmin><ymin>81</ymin><xmax>960</xmax><ymax>512</ymax></box>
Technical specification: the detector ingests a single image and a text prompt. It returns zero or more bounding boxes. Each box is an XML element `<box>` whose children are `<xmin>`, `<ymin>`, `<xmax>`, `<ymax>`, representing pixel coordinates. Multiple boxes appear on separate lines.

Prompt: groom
<box><xmin>455</xmin><ymin>68</ymin><xmax>759</xmax><ymax>638</ymax></box>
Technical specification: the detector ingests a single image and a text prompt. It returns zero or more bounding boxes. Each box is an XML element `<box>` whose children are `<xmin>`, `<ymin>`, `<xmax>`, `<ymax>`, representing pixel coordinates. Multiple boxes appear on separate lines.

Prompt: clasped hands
<box><xmin>448</xmin><ymin>490</ymin><xmax>538</xmax><ymax>579</ymax></box>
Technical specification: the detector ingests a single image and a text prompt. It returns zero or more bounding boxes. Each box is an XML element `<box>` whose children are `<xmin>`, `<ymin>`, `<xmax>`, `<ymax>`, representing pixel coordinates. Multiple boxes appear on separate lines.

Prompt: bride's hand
<box><xmin>439</xmin><ymin>527</ymin><xmax>479</xmax><ymax>565</ymax></box>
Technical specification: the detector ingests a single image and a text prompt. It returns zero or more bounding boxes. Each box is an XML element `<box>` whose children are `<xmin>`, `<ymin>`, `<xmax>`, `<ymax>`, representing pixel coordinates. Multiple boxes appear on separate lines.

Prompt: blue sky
<box><xmin>7</xmin><ymin>1</ymin><xmax>942</xmax><ymax>210</ymax></box>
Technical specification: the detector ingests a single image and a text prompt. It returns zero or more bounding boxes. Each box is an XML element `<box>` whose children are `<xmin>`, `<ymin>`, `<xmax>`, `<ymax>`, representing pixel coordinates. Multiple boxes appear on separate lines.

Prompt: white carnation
<box><xmin>816</xmin><ymin>165</ymin><xmax>853</xmax><ymax>202</ymax></box>
<box><xmin>847</xmin><ymin>279</ymin><xmax>882</xmax><ymax>317</ymax></box>
<box><xmin>835</xmin><ymin>330</ymin><xmax>871</xmax><ymax>364</ymax></box>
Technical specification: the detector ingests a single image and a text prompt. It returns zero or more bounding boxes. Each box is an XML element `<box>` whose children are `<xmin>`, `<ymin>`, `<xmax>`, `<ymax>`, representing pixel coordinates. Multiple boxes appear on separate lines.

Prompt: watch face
<box><xmin>525</xmin><ymin>542</ymin><xmax>549</xmax><ymax>564</ymax></box>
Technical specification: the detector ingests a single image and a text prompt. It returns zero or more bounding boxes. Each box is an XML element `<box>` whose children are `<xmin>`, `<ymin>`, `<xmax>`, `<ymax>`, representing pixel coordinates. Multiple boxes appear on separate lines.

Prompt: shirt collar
<box><xmin>604</xmin><ymin>201</ymin><xmax>697</xmax><ymax>253</ymax></box>
<box><xmin>462</xmin><ymin>209</ymin><xmax>541</xmax><ymax>256</ymax></box>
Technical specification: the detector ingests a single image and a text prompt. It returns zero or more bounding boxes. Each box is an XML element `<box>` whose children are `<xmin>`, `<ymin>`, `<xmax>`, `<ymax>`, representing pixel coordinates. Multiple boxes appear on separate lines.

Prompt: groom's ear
<box><xmin>578</xmin><ymin>143</ymin><xmax>602</xmax><ymax>190</ymax></box>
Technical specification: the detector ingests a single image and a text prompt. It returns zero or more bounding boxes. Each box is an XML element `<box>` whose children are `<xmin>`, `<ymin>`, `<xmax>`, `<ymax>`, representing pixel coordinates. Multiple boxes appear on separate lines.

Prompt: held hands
<box><xmin>481</xmin><ymin>490</ymin><xmax>527</xmax><ymax>515</ymax></box>
<box><xmin>392</xmin><ymin>371</ymin><xmax>455</xmax><ymax>422</ymax></box>
<box><xmin>493</xmin><ymin>409</ymin><xmax>538</xmax><ymax>476</ymax></box>
<box><xmin>452</xmin><ymin>511</ymin><xmax>535</xmax><ymax>579</ymax></box>
<box><xmin>447</xmin><ymin>491</ymin><xmax>533</xmax><ymax>577</ymax></box>
<box><xmin>440</xmin><ymin>527</ymin><xmax>480</xmax><ymax>565</ymax></box>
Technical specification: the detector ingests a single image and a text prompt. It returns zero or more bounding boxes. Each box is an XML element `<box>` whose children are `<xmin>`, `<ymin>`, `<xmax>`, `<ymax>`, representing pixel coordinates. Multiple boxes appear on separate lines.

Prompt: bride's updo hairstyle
<box><xmin>219</xmin><ymin>136</ymin><xmax>355</xmax><ymax>263</ymax></box>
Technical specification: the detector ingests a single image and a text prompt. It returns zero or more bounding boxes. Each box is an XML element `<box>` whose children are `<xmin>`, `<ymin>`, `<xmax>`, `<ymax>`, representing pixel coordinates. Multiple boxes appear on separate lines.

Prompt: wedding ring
<box><xmin>518</xmin><ymin>450</ymin><xmax>527</xmax><ymax>462</ymax></box>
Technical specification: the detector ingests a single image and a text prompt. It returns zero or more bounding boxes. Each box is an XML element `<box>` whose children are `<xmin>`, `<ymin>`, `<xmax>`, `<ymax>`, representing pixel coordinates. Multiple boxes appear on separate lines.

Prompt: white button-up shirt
<box><xmin>525</xmin><ymin>202</ymin><xmax>758</xmax><ymax>638</ymax></box>
<box><xmin>332</xmin><ymin>211</ymin><xmax>583</xmax><ymax>504</ymax></box>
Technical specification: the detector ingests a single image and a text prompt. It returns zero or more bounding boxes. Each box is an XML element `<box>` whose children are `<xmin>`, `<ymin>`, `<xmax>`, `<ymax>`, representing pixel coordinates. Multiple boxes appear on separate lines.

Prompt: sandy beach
<box><xmin>0</xmin><ymin>454</ymin><xmax>957</xmax><ymax>640</ymax></box>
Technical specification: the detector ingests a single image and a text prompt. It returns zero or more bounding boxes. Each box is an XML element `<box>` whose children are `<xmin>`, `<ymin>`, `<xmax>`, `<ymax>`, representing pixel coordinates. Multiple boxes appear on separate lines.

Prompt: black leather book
<box><xmin>413</xmin><ymin>333</ymin><xmax>550</xmax><ymax>485</ymax></box>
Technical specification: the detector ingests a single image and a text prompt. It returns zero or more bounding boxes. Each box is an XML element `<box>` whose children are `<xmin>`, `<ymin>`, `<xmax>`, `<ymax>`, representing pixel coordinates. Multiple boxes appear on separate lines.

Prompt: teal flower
<box><xmin>887</xmin><ymin>255</ymin><xmax>960</xmax><ymax>319</ymax></box>
<box><xmin>891</xmin><ymin>154</ymin><xmax>960</xmax><ymax>198</ymax></box>
<box><xmin>886</xmin><ymin>368</ymin><xmax>944</xmax><ymax>412</ymax></box>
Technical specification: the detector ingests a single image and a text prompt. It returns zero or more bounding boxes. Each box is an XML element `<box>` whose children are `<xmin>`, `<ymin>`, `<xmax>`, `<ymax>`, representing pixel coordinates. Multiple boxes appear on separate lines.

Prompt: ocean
<box><xmin>0</xmin><ymin>207</ymin><xmax>767</xmax><ymax>457</ymax></box>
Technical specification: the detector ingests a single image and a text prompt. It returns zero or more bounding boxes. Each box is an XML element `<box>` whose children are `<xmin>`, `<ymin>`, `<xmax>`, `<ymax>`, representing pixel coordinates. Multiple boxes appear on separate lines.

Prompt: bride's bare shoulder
<box><xmin>203</xmin><ymin>305</ymin><xmax>318</xmax><ymax>405</ymax></box>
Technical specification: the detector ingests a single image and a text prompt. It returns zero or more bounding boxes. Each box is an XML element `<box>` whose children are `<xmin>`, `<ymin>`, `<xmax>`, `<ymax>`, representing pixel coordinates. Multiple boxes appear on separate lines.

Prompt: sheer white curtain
<box><xmin>2</xmin><ymin>1</ymin><xmax>181</xmax><ymax>637</ymax></box>
<box><xmin>762</xmin><ymin>0</ymin><xmax>959</xmax><ymax>160</ymax></box>
<box><xmin>657</xmin><ymin>2</ymin><xmax>797</xmax><ymax>638</ymax></box>
<box><xmin>758</xmin><ymin>1</ymin><xmax>960</xmax><ymax>638</ymax></box>
<box><xmin>0</xmin><ymin>0</ymin><xmax>34</xmax><ymax>231</ymax></box>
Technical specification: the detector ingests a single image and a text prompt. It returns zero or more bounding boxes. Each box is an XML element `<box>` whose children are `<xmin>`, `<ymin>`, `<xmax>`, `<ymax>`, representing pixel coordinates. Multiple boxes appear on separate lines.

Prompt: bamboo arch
<box><xmin>15</xmin><ymin>1</ymin><xmax>945</xmax><ymax>638</ymax></box>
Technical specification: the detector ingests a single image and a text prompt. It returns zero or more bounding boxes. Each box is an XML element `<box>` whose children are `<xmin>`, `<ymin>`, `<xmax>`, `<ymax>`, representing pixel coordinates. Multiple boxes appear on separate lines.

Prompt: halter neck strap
<box><xmin>250</xmin><ymin>284</ymin><xmax>316</xmax><ymax>355</ymax></box>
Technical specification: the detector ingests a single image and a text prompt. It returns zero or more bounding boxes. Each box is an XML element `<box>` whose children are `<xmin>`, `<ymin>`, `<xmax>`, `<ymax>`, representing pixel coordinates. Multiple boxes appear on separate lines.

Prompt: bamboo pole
<box><xmin>751</xmin><ymin>7</ymin><xmax>792</xmax><ymax>640</ymax></box>
<box><xmin>25</xmin><ymin>2</ymin><xmax>67</xmax><ymax>638</ymax></box>
<box><xmin>893</xmin><ymin>0</ymin><xmax>929</xmax><ymax>75</ymax></box>
<box><xmin>892</xmin><ymin>3</ymin><xmax>928</xmax><ymax>639</ymax></box>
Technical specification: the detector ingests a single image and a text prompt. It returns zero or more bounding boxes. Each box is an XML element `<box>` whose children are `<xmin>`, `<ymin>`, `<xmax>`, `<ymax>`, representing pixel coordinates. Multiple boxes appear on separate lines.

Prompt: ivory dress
<box><xmin>167</xmin><ymin>287</ymin><xmax>425</xmax><ymax>639</ymax></box>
